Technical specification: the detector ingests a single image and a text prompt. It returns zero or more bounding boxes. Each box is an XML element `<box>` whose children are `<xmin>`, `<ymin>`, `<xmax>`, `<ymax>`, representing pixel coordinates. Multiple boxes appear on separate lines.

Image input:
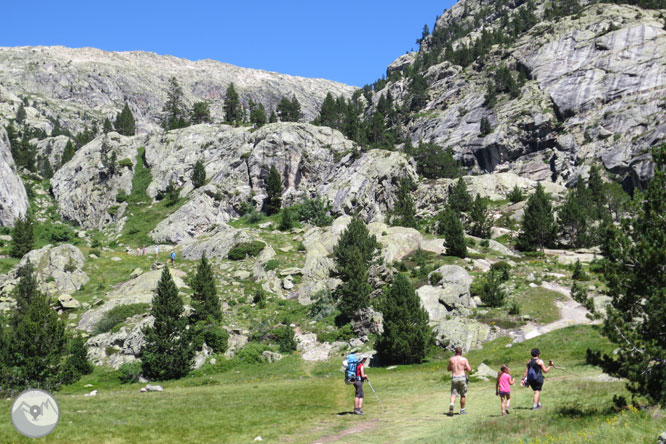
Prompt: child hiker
<box><xmin>496</xmin><ymin>364</ymin><xmax>515</xmax><ymax>416</ymax></box>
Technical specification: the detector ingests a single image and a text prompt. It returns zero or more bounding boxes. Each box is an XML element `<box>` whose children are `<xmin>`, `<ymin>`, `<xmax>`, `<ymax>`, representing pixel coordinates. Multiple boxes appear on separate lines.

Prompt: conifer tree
<box><xmin>480</xmin><ymin>116</ymin><xmax>492</xmax><ymax>136</ymax></box>
<box><xmin>439</xmin><ymin>207</ymin><xmax>467</xmax><ymax>258</ymax></box>
<box><xmin>265</xmin><ymin>165</ymin><xmax>283</xmax><ymax>215</ymax></box>
<box><xmin>10</xmin><ymin>214</ymin><xmax>34</xmax><ymax>259</ymax></box>
<box><xmin>103</xmin><ymin>118</ymin><xmax>113</xmax><ymax>134</ymax></box>
<box><xmin>587</xmin><ymin>165</ymin><xmax>607</xmax><ymax>219</ymax></box>
<box><xmin>469</xmin><ymin>194</ymin><xmax>492</xmax><ymax>238</ymax></box>
<box><xmin>249</xmin><ymin>101</ymin><xmax>267</xmax><ymax>127</ymax></box>
<box><xmin>15</xmin><ymin>103</ymin><xmax>26</xmax><ymax>124</ymax></box>
<box><xmin>190</xmin><ymin>101</ymin><xmax>211</xmax><ymax>124</ymax></box>
<box><xmin>114</xmin><ymin>103</ymin><xmax>136</xmax><ymax>136</ymax></box>
<box><xmin>588</xmin><ymin>144</ymin><xmax>666</xmax><ymax>405</ymax></box>
<box><xmin>223</xmin><ymin>83</ymin><xmax>242</xmax><ymax>124</ymax></box>
<box><xmin>61</xmin><ymin>139</ymin><xmax>76</xmax><ymax>166</ymax></box>
<box><xmin>10</xmin><ymin>261</ymin><xmax>39</xmax><ymax>328</ymax></box>
<box><xmin>517</xmin><ymin>183</ymin><xmax>556</xmax><ymax>252</ymax></box>
<box><xmin>376</xmin><ymin>273</ymin><xmax>431</xmax><ymax>364</ymax></box>
<box><xmin>448</xmin><ymin>178</ymin><xmax>472</xmax><ymax>213</ymax></box>
<box><xmin>1</xmin><ymin>265</ymin><xmax>67</xmax><ymax>392</ymax></box>
<box><xmin>413</xmin><ymin>142</ymin><xmax>460</xmax><ymax>179</ymax></box>
<box><xmin>161</xmin><ymin>77</ymin><xmax>189</xmax><ymax>130</ymax></box>
<box><xmin>333</xmin><ymin>218</ymin><xmax>380</xmax><ymax>324</ymax></box>
<box><xmin>390</xmin><ymin>178</ymin><xmax>417</xmax><ymax>228</ymax></box>
<box><xmin>557</xmin><ymin>189</ymin><xmax>588</xmax><ymax>248</ymax></box>
<box><xmin>507</xmin><ymin>184</ymin><xmax>524</xmax><ymax>203</ymax></box>
<box><xmin>190</xmin><ymin>256</ymin><xmax>221</xmax><ymax>322</ymax></box>
<box><xmin>191</xmin><ymin>160</ymin><xmax>206</xmax><ymax>189</ymax></box>
<box><xmin>60</xmin><ymin>334</ymin><xmax>94</xmax><ymax>384</ymax></box>
<box><xmin>269</xmin><ymin>110</ymin><xmax>278</xmax><ymax>123</ymax></box>
<box><xmin>141</xmin><ymin>266</ymin><xmax>193</xmax><ymax>380</ymax></box>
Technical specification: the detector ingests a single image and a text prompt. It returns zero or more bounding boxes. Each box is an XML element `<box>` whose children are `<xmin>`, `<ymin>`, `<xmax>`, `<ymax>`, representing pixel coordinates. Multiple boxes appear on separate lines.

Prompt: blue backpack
<box><xmin>526</xmin><ymin>359</ymin><xmax>541</xmax><ymax>383</ymax></box>
<box><xmin>344</xmin><ymin>354</ymin><xmax>358</xmax><ymax>384</ymax></box>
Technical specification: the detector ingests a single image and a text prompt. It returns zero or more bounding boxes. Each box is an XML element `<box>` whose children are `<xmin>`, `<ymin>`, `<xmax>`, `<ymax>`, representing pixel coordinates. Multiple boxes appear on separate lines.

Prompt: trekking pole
<box><xmin>366</xmin><ymin>378</ymin><xmax>386</xmax><ymax>412</ymax></box>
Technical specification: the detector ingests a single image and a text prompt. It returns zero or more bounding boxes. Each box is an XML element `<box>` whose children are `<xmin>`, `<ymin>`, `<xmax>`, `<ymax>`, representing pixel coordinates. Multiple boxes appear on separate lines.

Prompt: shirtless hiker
<box><xmin>448</xmin><ymin>346</ymin><xmax>472</xmax><ymax>416</ymax></box>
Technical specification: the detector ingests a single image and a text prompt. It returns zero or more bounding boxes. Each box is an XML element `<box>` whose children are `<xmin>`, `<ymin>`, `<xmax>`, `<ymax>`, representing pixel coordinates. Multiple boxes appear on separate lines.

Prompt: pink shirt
<box><xmin>498</xmin><ymin>373</ymin><xmax>512</xmax><ymax>393</ymax></box>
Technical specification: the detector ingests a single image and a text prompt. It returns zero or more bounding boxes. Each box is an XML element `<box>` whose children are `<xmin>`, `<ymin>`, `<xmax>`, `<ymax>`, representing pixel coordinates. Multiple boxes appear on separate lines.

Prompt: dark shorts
<box><xmin>498</xmin><ymin>390</ymin><xmax>511</xmax><ymax>398</ymax></box>
<box><xmin>529</xmin><ymin>379</ymin><xmax>544</xmax><ymax>391</ymax></box>
<box><xmin>354</xmin><ymin>379</ymin><xmax>364</xmax><ymax>398</ymax></box>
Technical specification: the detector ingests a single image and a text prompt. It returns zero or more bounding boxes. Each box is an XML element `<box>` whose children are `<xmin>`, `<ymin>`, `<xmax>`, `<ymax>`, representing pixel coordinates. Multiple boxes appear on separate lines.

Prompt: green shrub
<box><xmin>253</xmin><ymin>288</ymin><xmax>267</xmax><ymax>308</ymax></box>
<box><xmin>278</xmin><ymin>208</ymin><xmax>296</xmax><ymax>231</ymax></box>
<box><xmin>107</xmin><ymin>205</ymin><xmax>120</xmax><ymax>216</ymax></box>
<box><xmin>36</xmin><ymin>223</ymin><xmax>77</xmax><ymax>244</ymax></box>
<box><xmin>116</xmin><ymin>191</ymin><xmax>129</xmax><ymax>203</ymax></box>
<box><xmin>478</xmin><ymin>270</ymin><xmax>506</xmax><ymax>307</ymax></box>
<box><xmin>507</xmin><ymin>185</ymin><xmax>524</xmax><ymax>203</ymax></box>
<box><xmin>296</xmin><ymin>197</ymin><xmax>333</xmax><ymax>226</ymax></box>
<box><xmin>316</xmin><ymin>324</ymin><xmax>353</xmax><ymax>343</ymax></box>
<box><xmin>118</xmin><ymin>158</ymin><xmax>133</xmax><ymax>169</ymax></box>
<box><xmin>429</xmin><ymin>271</ymin><xmax>443</xmax><ymax>286</ymax></box>
<box><xmin>236</xmin><ymin>342</ymin><xmax>270</xmax><ymax>364</ymax></box>
<box><xmin>193</xmin><ymin>324</ymin><xmax>229</xmax><ymax>353</ymax></box>
<box><xmin>490</xmin><ymin>261</ymin><xmax>511</xmax><ymax>282</ymax></box>
<box><xmin>119</xmin><ymin>361</ymin><xmax>142</xmax><ymax>384</ymax></box>
<box><xmin>264</xmin><ymin>259</ymin><xmax>279</xmax><ymax>272</ymax></box>
<box><xmin>308</xmin><ymin>290</ymin><xmax>336</xmax><ymax>321</ymax></box>
<box><xmin>93</xmin><ymin>303</ymin><xmax>150</xmax><ymax>335</ymax></box>
<box><xmin>228</xmin><ymin>241</ymin><xmax>265</xmax><ymax>260</ymax></box>
<box><xmin>272</xmin><ymin>326</ymin><xmax>297</xmax><ymax>353</ymax></box>
<box><xmin>508</xmin><ymin>299</ymin><xmax>521</xmax><ymax>315</ymax></box>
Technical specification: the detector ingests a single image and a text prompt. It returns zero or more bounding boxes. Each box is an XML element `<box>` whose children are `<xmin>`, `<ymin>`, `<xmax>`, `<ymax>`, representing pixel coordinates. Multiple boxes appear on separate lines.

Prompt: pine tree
<box><xmin>190</xmin><ymin>256</ymin><xmax>221</xmax><ymax>322</ymax></box>
<box><xmin>11</xmin><ymin>261</ymin><xmax>39</xmax><ymax>328</ymax></box>
<box><xmin>60</xmin><ymin>334</ymin><xmax>94</xmax><ymax>384</ymax></box>
<box><xmin>15</xmin><ymin>103</ymin><xmax>26</xmax><ymax>124</ymax></box>
<box><xmin>517</xmin><ymin>183</ymin><xmax>556</xmax><ymax>252</ymax></box>
<box><xmin>161</xmin><ymin>77</ymin><xmax>189</xmax><ymax>130</ymax></box>
<box><xmin>376</xmin><ymin>273</ymin><xmax>431</xmax><ymax>364</ymax></box>
<box><xmin>469</xmin><ymin>194</ymin><xmax>492</xmax><ymax>238</ymax></box>
<box><xmin>223</xmin><ymin>83</ymin><xmax>242</xmax><ymax>124</ymax></box>
<box><xmin>1</xmin><ymin>265</ymin><xmax>67</xmax><ymax>392</ymax></box>
<box><xmin>413</xmin><ymin>142</ymin><xmax>460</xmax><ymax>179</ymax></box>
<box><xmin>191</xmin><ymin>101</ymin><xmax>211</xmax><ymax>124</ymax></box>
<box><xmin>439</xmin><ymin>207</ymin><xmax>467</xmax><ymax>258</ymax></box>
<box><xmin>141</xmin><ymin>267</ymin><xmax>193</xmax><ymax>380</ymax></box>
<box><xmin>480</xmin><ymin>116</ymin><xmax>492</xmax><ymax>136</ymax></box>
<box><xmin>61</xmin><ymin>139</ymin><xmax>76</xmax><ymax>166</ymax></box>
<box><xmin>10</xmin><ymin>214</ymin><xmax>34</xmax><ymax>259</ymax></box>
<box><xmin>277</xmin><ymin>96</ymin><xmax>301</xmax><ymax>122</ymax></box>
<box><xmin>587</xmin><ymin>144</ymin><xmax>666</xmax><ymax>405</ymax></box>
<box><xmin>390</xmin><ymin>178</ymin><xmax>417</xmax><ymax>228</ymax></box>
<box><xmin>265</xmin><ymin>165</ymin><xmax>283</xmax><ymax>215</ymax></box>
<box><xmin>114</xmin><ymin>103</ymin><xmax>136</xmax><ymax>136</ymax></box>
<box><xmin>333</xmin><ymin>218</ymin><xmax>380</xmax><ymax>324</ymax></box>
<box><xmin>191</xmin><ymin>160</ymin><xmax>206</xmax><ymax>189</ymax></box>
<box><xmin>103</xmin><ymin>118</ymin><xmax>113</xmax><ymax>134</ymax></box>
<box><xmin>269</xmin><ymin>110</ymin><xmax>278</xmax><ymax>123</ymax></box>
<box><xmin>587</xmin><ymin>165</ymin><xmax>607</xmax><ymax>219</ymax></box>
<box><xmin>448</xmin><ymin>178</ymin><xmax>472</xmax><ymax>213</ymax></box>
<box><xmin>557</xmin><ymin>189</ymin><xmax>588</xmax><ymax>248</ymax></box>
<box><xmin>250</xmin><ymin>101</ymin><xmax>267</xmax><ymax>128</ymax></box>
<box><xmin>507</xmin><ymin>184</ymin><xmax>524</xmax><ymax>203</ymax></box>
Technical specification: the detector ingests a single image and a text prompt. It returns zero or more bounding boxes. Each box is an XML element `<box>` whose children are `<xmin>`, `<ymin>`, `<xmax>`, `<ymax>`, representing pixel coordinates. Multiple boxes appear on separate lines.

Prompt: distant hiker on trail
<box><xmin>353</xmin><ymin>357</ymin><xmax>367</xmax><ymax>415</ymax></box>
<box><xmin>170</xmin><ymin>250</ymin><xmax>176</xmax><ymax>266</ymax></box>
<box><xmin>496</xmin><ymin>364</ymin><xmax>515</xmax><ymax>416</ymax></box>
<box><xmin>136</xmin><ymin>247</ymin><xmax>140</xmax><ymax>256</ymax></box>
<box><xmin>125</xmin><ymin>245</ymin><xmax>130</xmax><ymax>255</ymax></box>
<box><xmin>142</xmin><ymin>245</ymin><xmax>146</xmax><ymax>256</ymax></box>
<box><xmin>448</xmin><ymin>346</ymin><xmax>472</xmax><ymax>416</ymax></box>
<box><xmin>522</xmin><ymin>348</ymin><xmax>553</xmax><ymax>410</ymax></box>
<box><xmin>154</xmin><ymin>246</ymin><xmax>159</xmax><ymax>258</ymax></box>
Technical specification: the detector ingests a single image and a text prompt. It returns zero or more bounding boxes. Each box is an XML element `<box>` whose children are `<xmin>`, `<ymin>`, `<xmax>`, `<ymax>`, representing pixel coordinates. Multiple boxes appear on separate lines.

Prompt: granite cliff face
<box><xmin>380</xmin><ymin>2</ymin><xmax>666</xmax><ymax>187</ymax></box>
<box><xmin>0</xmin><ymin>46</ymin><xmax>357</xmax><ymax>134</ymax></box>
<box><xmin>0</xmin><ymin>127</ymin><xmax>28</xmax><ymax>227</ymax></box>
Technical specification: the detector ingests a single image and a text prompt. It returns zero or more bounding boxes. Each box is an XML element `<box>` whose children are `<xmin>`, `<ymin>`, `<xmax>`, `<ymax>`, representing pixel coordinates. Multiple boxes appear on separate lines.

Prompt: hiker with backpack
<box><xmin>522</xmin><ymin>348</ymin><xmax>554</xmax><ymax>410</ymax></box>
<box><xmin>343</xmin><ymin>353</ymin><xmax>368</xmax><ymax>415</ymax></box>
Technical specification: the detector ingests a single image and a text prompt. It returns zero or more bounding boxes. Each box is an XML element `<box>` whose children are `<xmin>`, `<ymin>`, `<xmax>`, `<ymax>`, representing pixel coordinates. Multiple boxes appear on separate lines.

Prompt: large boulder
<box><xmin>434</xmin><ymin>317</ymin><xmax>495</xmax><ymax>353</ymax></box>
<box><xmin>86</xmin><ymin>316</ymin><xmax>152</xmax><ymax>369</ymax></box>
<box><xmin>77</xmin><ymin>268</ymin><xmax>187</xmax><ymax>333</ymax></box>
<box><xmin>351</xmin><ymin>307</ymin><xmax>384</xmax><ymax>342</ymax></box>
<box><xmin>51</xmin><ymin>132</ymin><xmax>139</xmax><ymax>229</ymax></box>
<box><xmin>368</xmin><ymin>222</ymin><xmax>424</xmax><ymax>264</ymax></box>
<box><xmin>0</xmin><ymin>127</ymin><xmax>28</xmax><ymax>227</ymax></box>
<box><xmin>0</xmin><ymin>244</ymin><xmax>88</xmax><ymax>297</ymax></box>
<box><xmin>178</xmin><ymin>224</ymin><xmax>254</xmax><ymax>261</ymax></box>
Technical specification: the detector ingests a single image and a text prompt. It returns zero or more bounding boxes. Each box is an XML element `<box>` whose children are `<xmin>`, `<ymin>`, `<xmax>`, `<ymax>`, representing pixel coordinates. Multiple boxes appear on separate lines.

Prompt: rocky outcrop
<box><xmin>380</xmin><ymin>2</ymin><xmax>666</xmax><ymax>187</ymax></box>
<box><xmin>318</xmin><ymin>150</ymin><xmax>417</xmax><ymax>222</ymax></box>
<box><xmin>77</xmin><ymin>268</ymin><xmax>187</xmax><ymax>333</ymax></box>
<box><xmin>351</xmin><ymin>308</ymin><xmax>384</xmax><ymax>342</ymax></box>
<box><xmin>0</xmin><ymin>244</ymin><xmax>88</xmax><ymax>297</ymax></box>
<box><xmin>0</xmin><ymin>46</ymin><xmax>356</xmax><ymax>134</ymax></box>
<box><xmin>51</xmin><ymin>132</ymin><xmax>139</xmax><ymax>229</ymax></box>
<box><xmin>86</xmin><ymin>316</ymin><xmax>152</xmax><ymax>369</ymax></box>
<box><xmin>0</xmin><ymin>127</ymin><xmax>28</xmax><ymax>227</ymax></box>
<box><xmin>34</xmin><ymin>135</ymin><xmax>70</xmax><ymax>169</ymax></box>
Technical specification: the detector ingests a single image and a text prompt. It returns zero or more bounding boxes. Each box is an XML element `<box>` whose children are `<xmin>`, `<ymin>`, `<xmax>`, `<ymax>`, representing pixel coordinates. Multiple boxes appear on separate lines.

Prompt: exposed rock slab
<box><xmin>0</xmin><ymin>127</ymin><xmax>28</xmax><ymax>227</ymax></box>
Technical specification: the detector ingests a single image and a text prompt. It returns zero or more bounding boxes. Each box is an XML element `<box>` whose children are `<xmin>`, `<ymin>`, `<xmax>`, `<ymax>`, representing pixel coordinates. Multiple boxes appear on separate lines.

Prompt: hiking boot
<box><xmin>459</xmin><ymin>410</ymin><xmax>467</xmax><ymax>415</ymax></box>
<box><xmin>505</xmin><ymin>408</ymin><xmax>510</xmax><ymax>415</ymax></box>
<box><xmin>354</xmin><ymin>409</ymin><xmax>363</xmax><ymax>415</ymax></box>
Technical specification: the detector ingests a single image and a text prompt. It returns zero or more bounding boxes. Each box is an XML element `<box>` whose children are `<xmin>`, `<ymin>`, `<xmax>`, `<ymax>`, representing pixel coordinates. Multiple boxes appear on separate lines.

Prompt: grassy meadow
<box><xmin>1</xmin><ymin>325</ymin><xmax>664</xmax><ymax>444</ymax></box>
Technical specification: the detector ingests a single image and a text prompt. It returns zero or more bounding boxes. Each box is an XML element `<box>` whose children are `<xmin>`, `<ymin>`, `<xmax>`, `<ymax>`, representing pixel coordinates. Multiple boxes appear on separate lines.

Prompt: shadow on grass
<box><xmin>555</xmin><ymin>403</ymin><xmax>607</xmax><ymax>418</ymax></box>
<box><xmin>336</xmin><ymin>411</ymin><xmax>356</xmax><ymax>416</ymax></box>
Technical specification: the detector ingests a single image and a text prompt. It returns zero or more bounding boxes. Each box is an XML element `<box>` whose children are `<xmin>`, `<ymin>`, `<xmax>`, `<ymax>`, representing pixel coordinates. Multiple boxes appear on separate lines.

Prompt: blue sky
<box><xmin>1</xmin><ymin>1</ymin><xmax>456</xmax><ymax>87</ymax></box>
